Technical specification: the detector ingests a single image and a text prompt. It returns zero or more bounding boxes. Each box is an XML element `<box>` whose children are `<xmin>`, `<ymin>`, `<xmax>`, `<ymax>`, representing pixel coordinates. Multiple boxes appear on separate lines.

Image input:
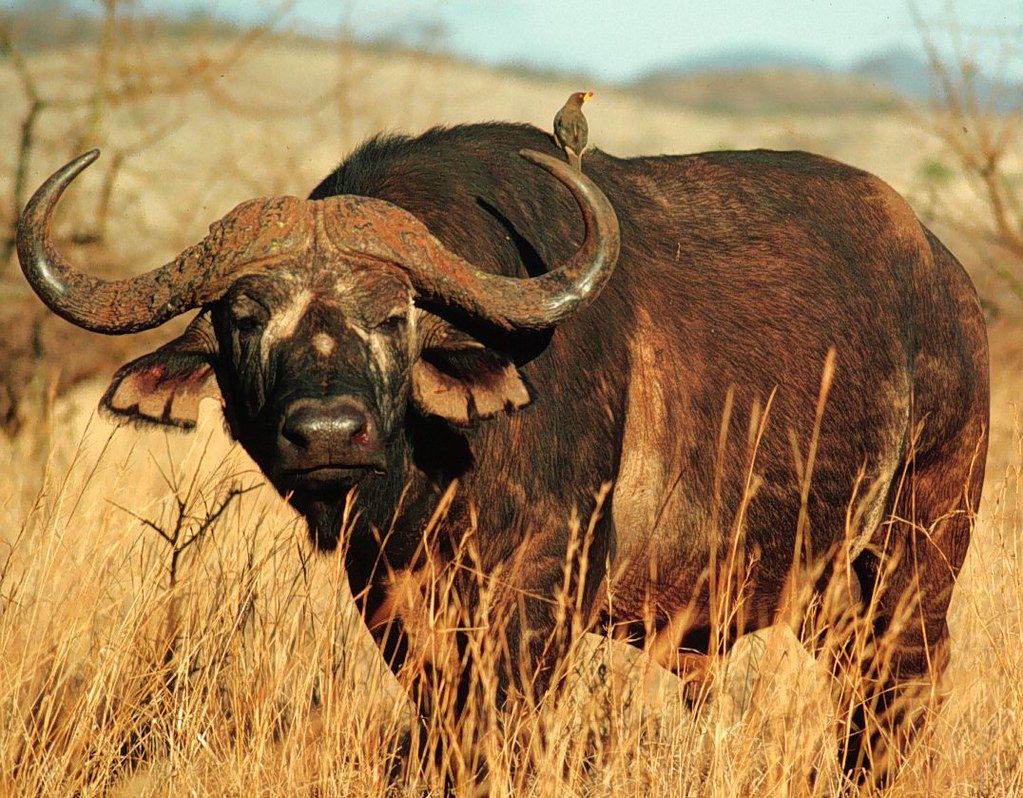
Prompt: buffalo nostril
<box><xmin>281</xmin><ymin>410</ymin><xmax>314</xmax><ymax>449</ymax></box>
<box><xmin>280</xmin><ymin>400</ymin><xmax>374</xmax><ymax>452</ymax></box>
<box><xmin>336</xmin><ymin>411</ymin><xmax>367</xmax><ymax>440</ymax></box>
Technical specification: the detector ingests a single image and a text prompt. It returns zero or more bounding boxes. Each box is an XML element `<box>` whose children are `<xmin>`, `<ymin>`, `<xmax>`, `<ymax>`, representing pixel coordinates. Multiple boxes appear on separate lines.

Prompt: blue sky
<box><xmin>151</xmin><ymin>0</ymin><xmax>1020</xmax><ymax>81</ymax></box>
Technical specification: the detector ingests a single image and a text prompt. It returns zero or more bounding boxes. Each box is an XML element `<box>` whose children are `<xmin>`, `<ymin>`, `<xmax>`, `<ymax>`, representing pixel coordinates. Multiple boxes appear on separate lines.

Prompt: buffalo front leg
<box><xmin>356</xmin><ymin>553</ymin><xmax>480</xmax><ymax>789</ymax></box>
<box><xmin>352</xmin><ymin>514</ymin><xmax>611</xmax><ymax>788</ymax></box>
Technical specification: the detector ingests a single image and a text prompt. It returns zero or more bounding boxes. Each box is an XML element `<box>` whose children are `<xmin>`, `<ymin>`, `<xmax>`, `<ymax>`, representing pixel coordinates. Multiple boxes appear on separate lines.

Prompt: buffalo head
<box><xmin>17</xmin><ymin>149</ymin><xmax>619</xmax><ymax>545</ymax></box>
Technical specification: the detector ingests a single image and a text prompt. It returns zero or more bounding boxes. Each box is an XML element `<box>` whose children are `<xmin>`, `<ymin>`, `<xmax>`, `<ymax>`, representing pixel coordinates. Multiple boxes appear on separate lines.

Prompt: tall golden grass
<box><xmin>0</xmin><ymin>357</ymin><xmax>1019</xmax><ymax>796</ymax></box>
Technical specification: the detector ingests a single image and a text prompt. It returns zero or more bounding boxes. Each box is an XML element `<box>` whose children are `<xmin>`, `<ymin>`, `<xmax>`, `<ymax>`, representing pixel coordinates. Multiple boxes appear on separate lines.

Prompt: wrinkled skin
<box><xmin>214</xmin><ymin>265</ymin><xmax>416</xmax><ymax>501</ymax></box>
<box><xmin>101</xmin><ymin>251</ymin><xmax>533</xmax><ymax>553</ymax></box>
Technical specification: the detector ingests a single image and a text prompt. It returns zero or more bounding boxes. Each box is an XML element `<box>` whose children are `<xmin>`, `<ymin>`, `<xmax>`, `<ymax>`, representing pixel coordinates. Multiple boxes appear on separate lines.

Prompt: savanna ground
<box><xmin>1</xmin><ymin>19</ymin><xmax>1022</xmax><ymax>797</ymax></box>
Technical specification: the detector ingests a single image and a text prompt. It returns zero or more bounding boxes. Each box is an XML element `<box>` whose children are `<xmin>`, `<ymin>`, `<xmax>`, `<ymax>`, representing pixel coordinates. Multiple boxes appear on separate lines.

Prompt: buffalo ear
<box><xmin>100</xmin><ymin>313</ymin><xmax>220</xmax><ymax>430</ymax></box>
<box><xmin>412</xmin><ymin>328</ymin><xmax>531</xmax><ymax>426</ymax></box>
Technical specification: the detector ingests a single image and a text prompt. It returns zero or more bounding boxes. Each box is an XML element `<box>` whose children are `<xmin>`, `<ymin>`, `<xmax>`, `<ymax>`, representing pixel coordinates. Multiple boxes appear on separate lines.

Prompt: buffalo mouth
<box><xmin>278</xmin><ymin>465</ymin><xmax>382</xmax><ymax>504</ymax></box>
<box><xmin>284</xmin><ymin>462</ymin><xmax>385</xmax><ymax>488</ymax></box>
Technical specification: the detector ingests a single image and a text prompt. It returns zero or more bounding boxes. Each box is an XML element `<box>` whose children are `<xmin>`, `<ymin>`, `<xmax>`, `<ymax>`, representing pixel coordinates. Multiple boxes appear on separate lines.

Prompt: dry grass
<box><xmin>1</xmin><ymin>31</ymin><xmax>1022</xmax><ymax>797</ymax></box>
<box><xmin>0</xmin><ymin>338</ymin><xmax>1019</xmax><ymax>796</ymax></box>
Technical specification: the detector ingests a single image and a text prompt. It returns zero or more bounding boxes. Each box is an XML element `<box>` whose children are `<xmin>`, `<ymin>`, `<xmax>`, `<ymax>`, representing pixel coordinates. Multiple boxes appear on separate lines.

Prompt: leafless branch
<box><xmin>1</xmin><ymin>28</ymin><xmax>45</xmax><ymax>266</ymax></box>
<box><xmin>0</xmin><ymin>0</ymin><xmax>293</xmax><ymax>266</ymax></box>
<box><xmin>912</xmin><ymin>1</ymin><xmax>1023</xmax><ymax>304</ymax></box>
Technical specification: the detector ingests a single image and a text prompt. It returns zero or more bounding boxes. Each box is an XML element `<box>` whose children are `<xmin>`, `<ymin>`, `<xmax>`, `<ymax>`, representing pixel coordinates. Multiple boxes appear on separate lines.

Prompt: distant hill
<box><xmin>631</xmin><ymin>46</ymin><xmax>1022</xmax><ymax>115</ymax></box>
<box><xmin>632</xmin><ymin>67</ymin><xmax>902</xmax><ymax>115</ymax></box>
<box><xmin>851</xmin><ymin>49</ymin><xmax>936</xmax><ymax>102</ymax></box>
<box><xmin>10</xmin><ymin>2</ymin><xmax>1019</xmax><ymax>116</ymax></box>
<box><xmin>659</xmin><ymin>46</ymin><xmax>830</xmax><ymax>75</ymax></box>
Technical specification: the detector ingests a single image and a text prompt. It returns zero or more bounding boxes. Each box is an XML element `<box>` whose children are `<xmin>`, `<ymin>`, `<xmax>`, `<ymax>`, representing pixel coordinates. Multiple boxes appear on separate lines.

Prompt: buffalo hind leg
<box><xmin>839</xmin><ymin>425</ymin><xmax>984</xmax><ymax>783</ymax></box>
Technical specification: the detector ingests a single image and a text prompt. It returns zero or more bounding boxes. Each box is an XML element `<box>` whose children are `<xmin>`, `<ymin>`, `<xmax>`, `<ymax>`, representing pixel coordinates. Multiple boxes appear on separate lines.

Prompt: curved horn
<box><xmin>22</xmin><ymin>149</ymin><xmax>620</xmax><ymax>335</ymax></box>
<box><xmin>17</xmin><ymin>151</ymin><xmax>252</xmax><ymax>334</ymax></box>
<box><xmin>336</xmin><ymin>149</ymin><xmax>620</xmax><ymax>331</ymax></box>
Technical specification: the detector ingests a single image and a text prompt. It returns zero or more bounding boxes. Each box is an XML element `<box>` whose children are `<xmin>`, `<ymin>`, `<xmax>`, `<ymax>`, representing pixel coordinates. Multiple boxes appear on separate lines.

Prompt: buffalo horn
<box><xmin>386</xmin><ymin>149</ymin><xmax>621</xmax><ymax>331</ymax></box>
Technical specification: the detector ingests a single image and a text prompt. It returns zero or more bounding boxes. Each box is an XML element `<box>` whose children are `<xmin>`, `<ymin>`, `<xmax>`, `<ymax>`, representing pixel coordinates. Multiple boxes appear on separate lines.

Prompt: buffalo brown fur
<box><xmin>98</xmin><ymin>122</ymin><xmax>989</xmax><ymax>780</ymax></box>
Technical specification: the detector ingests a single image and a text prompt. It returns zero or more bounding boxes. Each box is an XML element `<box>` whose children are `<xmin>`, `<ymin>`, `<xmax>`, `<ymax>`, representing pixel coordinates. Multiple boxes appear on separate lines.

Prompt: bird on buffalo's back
<box><xmin>553</xmin><ymin>91</ymin><xmax>593</xmax><ymax>171</ymax></box>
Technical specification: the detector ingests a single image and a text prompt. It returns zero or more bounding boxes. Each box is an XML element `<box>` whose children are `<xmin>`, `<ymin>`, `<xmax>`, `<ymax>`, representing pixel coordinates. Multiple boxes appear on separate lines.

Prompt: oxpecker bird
<box><xmin>553</xmin><ymin>91</ymin><xmax>593</xmax><ymax>170</ymax></box>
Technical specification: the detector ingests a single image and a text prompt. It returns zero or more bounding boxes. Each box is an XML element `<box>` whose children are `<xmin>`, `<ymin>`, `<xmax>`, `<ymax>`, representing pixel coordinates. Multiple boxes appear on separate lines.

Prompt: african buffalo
<box><xmin>18</xmin><ymin>123</ymin><xmax>988</xmax><ymax>781</ymax></box>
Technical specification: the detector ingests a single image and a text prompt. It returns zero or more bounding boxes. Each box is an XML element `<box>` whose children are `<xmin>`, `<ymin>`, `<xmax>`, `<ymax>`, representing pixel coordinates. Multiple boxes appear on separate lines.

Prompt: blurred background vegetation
<box><xmin>1</xmin><ymin>0</ymin><xmax>1018</xmax><ymax>431</ymax></box>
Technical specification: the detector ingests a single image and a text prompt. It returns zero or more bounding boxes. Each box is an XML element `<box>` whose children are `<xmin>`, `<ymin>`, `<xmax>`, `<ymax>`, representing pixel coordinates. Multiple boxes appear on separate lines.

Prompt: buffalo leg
<box><xmin>457</xmin><ymin>521</ymin><xmax>612</xmax><ymax>781</ymax></box>
<box><xmin>358</xmin><ymin>557</ymin><xmax>595</xmax><ymax>787</ymax></box>
<box><xmin>352</xmin><ymin>510</ymin><xmax>612</xmax><ymax>785</ymax></box>
<box><xmin>353</xmin><ymin>562</ymin><xmax>479</xmax><ymax>787</ymax></box>
<box><xmin>838</xmin><ymin>422</ymin><xmax>985</xmax><ymax>782</ymax></box>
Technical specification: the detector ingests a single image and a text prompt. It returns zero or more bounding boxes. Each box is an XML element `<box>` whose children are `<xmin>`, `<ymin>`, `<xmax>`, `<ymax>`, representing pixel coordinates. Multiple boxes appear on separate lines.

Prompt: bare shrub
<box><xmin>913</xmin><ymin>2</ymin><xmax>1023</xmax><ymax>306</ymax></box>
<box><xmin>0</xmin><ymin>0</ymin><xmax>287</xmax><ymax>265</ymax></box>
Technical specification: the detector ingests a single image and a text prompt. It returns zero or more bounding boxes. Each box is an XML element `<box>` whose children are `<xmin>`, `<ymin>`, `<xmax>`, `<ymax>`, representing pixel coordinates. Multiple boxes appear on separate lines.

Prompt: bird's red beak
<box><xmin>583</xmin><ymin>92</ymin><xmax>594</xmax><ymax>102</ymax></box>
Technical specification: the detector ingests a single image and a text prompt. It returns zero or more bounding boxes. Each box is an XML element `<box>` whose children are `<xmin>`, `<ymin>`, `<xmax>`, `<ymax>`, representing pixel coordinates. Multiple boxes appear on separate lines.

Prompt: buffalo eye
<box><xmin>230</xmin><ymin>295</ymin><xmax>267</xmax><ymax>336</ymax></box>
<box><xmin>375</xmin><ymin>312</ymin><xmax>407</xmax><ymax>335</ymax></box>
